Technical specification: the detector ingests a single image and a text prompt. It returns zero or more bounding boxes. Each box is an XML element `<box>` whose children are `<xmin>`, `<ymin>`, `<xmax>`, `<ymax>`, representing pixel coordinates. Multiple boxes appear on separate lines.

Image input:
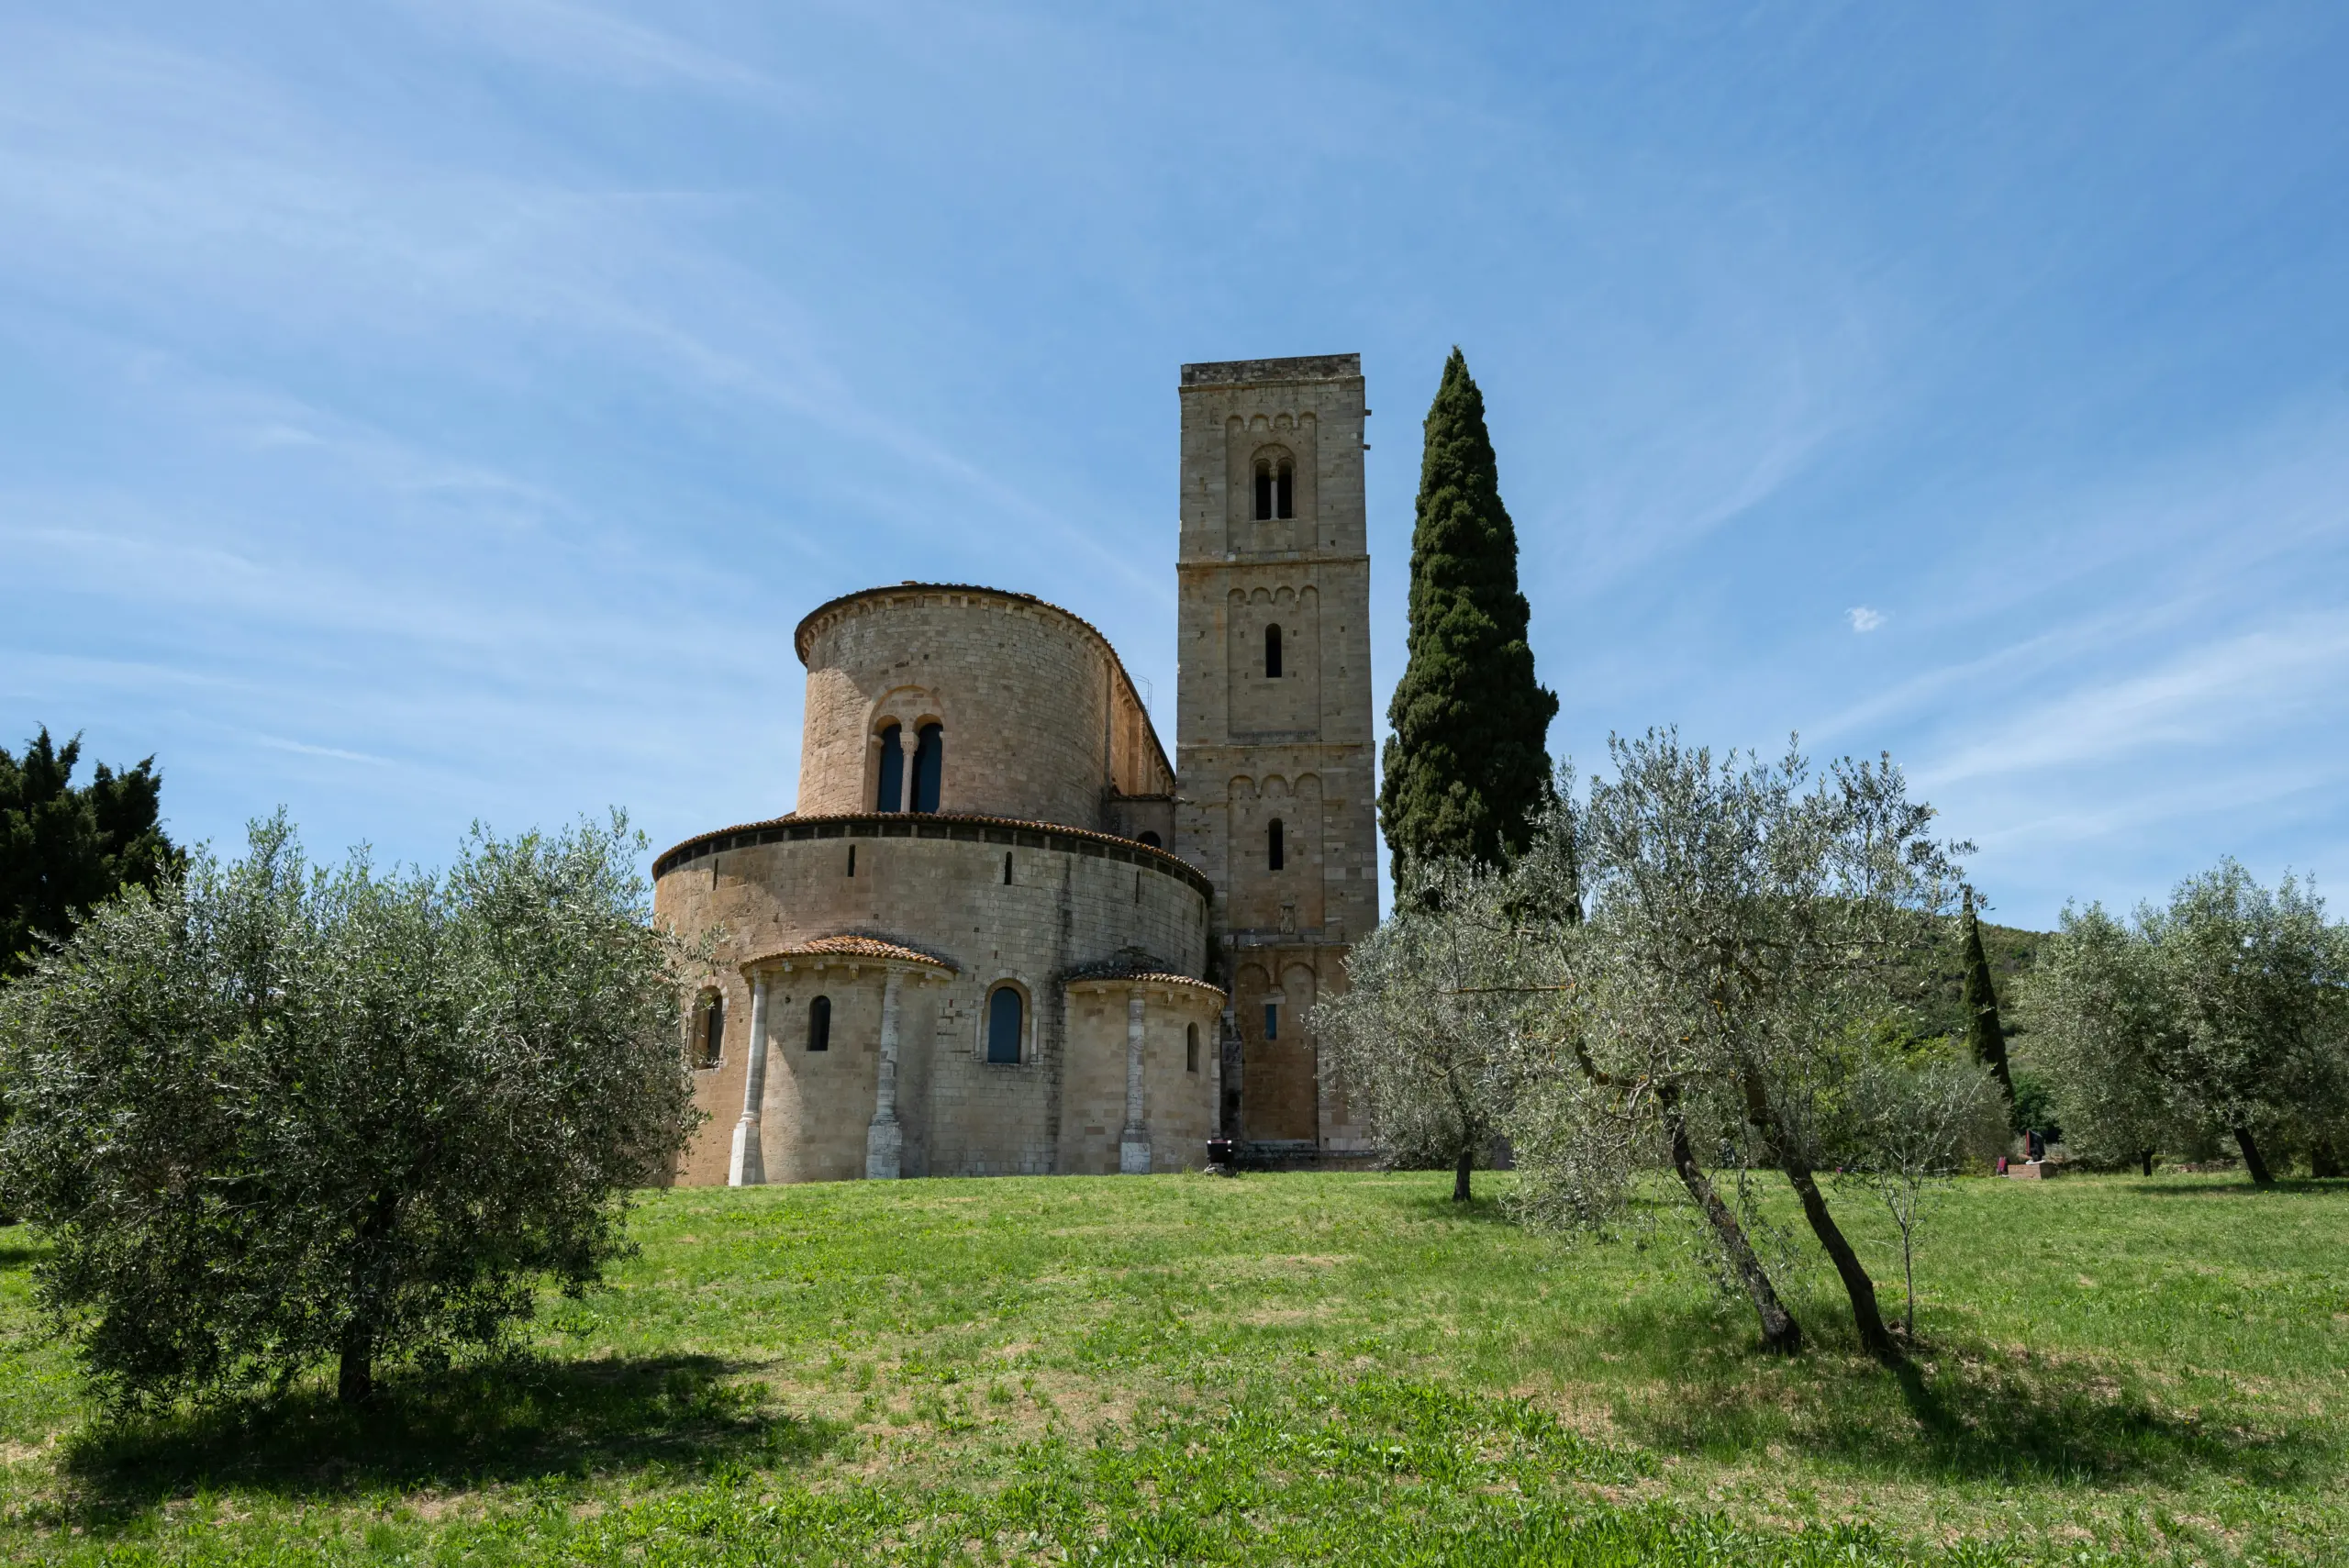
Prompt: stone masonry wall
<box><xmin>1174</xmin><ymin>355</ymin><xmax>1378</xmax><ymax>1149</ymax></box>
<box><xmin>1061</xmin><ymin>982</ymin><xmax>1227</xmax><ymax>1173</ymax></box>
<box><xmin>794</xmin><ymin>586</ymin><xmax>1174</xmax><ymax>830</ymax></box>
<box><xmin>657</xmin><ymin>828</ymin><xmax>1216</xmax><ymax>1184</ymax></box>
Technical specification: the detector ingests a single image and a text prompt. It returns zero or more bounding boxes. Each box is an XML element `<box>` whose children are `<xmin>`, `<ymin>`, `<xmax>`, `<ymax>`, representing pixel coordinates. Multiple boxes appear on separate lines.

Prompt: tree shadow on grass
<box><xmin>2122</xmin><ymin>1179</ymin><xmax>2343</xmax><ymax>1197</ymax></box>
<box><xmin>60</xmin><ymin>1353</ymin><xmax>849</xmax><ymax>1526</ymax></box>
<box><xmin>1608</xmin><ymin>1305</ymin><xmax>2331</xmax><ymax>1490</ymax></box>
<box><xmin>1381</xmin><ymin>1185</ymin><xmax>1521</xmax><ymax>1227</ymax></box>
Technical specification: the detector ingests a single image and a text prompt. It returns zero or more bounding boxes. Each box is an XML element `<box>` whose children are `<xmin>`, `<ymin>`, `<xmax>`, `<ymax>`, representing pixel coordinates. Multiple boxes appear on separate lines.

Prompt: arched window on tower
<box><xmin>912</xmin><ymin>722</ymin><xmax>943</xmax><ymax>813</ymax></box>
<box><xmin>807</xmin><ymin>995</ymin><xmax>831</xmax><ymax>1052</ymax></box>
<box><xmin>1186</xmin><ymin>1021</ymin><xmax>1199</xmax><ymax>1073</ymax></box>
<box><xmin>875</xmin><ymin>722</ymin><xmax>905</xmax><ymax>811</ymax></box>
<box><xmin>1264</xmin><ymin>623</ymin><xmax>1283</xmax><ymax>679</ymax></box>
<box><xmin>986</xmin><ymin>984</ymin><xmax>1023</xmax><ymax>1063</ymax></box>
<box><xmin>1137</xmin><ymin>830</ymin><xmax>1162</xmax><ymax>850</ymax></box>
<box><xmin>1253</xmin><ymin>449</ymin><xmax>1297</xmax><ymax>521</ymax></box>
<box><xmin>1267</xmin><ymin>817</ymin><xmax>1285</xmax><ymax>872</ymax></box>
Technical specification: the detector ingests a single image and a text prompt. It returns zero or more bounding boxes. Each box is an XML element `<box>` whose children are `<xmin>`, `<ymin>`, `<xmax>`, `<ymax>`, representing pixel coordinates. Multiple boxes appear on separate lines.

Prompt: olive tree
<box><xmin>2019</xmin><ymin>904</ymin><xmax>2177</xmax><ymax>1174</ymax></box>
<box><xmin>1316</xmin><ymin>858</ymin><xmax>1527</xmax><ymax>1201</ymax></box>
<box><xmin>0</xmin><ymin>812</ymin><xmax>700</xmax><ymax>1410</ymax></box>
<box><xmin>1504</xmin><ymin>731</ymin><xmax>1965</xmax><ymax>1364</ymax></box>
<box><xmin>2146</xmin><ymin>863</ymin><xmax>2345</xmax><ymax>1184</ymax></box>
<box><xmin>1838</xmin><ymin>1053</ymin><xmax>2009</xmax><ymax>1339</ymax></box>
<box><xmin>2025</xmin><ymin>865</ymin><xmax>2347</xmax><ymax>1184</ymax></box>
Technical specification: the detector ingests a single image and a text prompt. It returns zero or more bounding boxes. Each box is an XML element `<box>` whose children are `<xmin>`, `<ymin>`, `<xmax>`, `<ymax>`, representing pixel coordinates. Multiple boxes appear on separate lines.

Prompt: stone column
<box><xmin>728</xmin><ymin>972</ymin><xmax>770</xmax><ymax>1186</ymax></box>
<box><xmin>1119</xmin><ymin>987</ymin><xmax>1151</xmax><ymax>1174</ymax></box>
<box><xmin>864</xmin><ymin>968</ymin><xmax>905</xmax><ymax>1180</ymax></box>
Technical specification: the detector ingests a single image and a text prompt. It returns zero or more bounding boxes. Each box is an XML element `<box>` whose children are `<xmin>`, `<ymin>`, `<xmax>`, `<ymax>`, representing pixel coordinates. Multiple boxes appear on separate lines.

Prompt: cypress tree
<box><xmin>1959</xmin><ymin>889</ymin><xmax>2017</xmax><ymax>1104</ymax></box>
<box><xmin>1</xmin><ymin>727</ymin><xmax>179</xmax><ymax>977</ymax></box>
<box><xmin>1379</xmin><ymin>350</ymin><xmax>1558</xmax><ymax>881</ymax></box>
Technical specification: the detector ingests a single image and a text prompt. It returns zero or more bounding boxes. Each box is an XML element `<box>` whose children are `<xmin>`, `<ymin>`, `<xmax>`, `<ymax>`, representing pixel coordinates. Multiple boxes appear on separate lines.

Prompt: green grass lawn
<box><xmin>0</xmin><ymin>1170</ymin><xmax>2343</xmax><ymax>1564</ymax></box>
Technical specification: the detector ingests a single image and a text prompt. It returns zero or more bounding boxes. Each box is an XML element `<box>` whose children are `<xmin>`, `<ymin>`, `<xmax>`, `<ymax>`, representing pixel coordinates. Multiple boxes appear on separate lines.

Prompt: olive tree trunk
<box><xmin>1661</xmin><ymin>1091</ymin><xmax>1801</xmax><ymax>1354</ymax></box>
<box><xmin>2233</xmin><ymin>1125</ymin><xmax>2275</xmax><ymax>1186</ymax></box>
<box><xmin>337</xmin><ymin>1332</ymin><xmax>374</xmax><ymax>1406</ymax></box>
<box><xmin>1786</xmin><ymin>1165</ymin><xmax>1902</xmax><ymax>1362</ymax></box>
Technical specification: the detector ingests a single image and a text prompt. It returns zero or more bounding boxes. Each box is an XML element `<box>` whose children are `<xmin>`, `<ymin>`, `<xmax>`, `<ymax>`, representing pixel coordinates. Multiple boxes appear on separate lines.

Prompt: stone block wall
<box><xmin>655</xmin><ymin>823</ymin><xmax>1219</xmax><ymax>1184</ymax></box>
<box><xmin>1061</xmin><ymin>980</ymin><xmax>1226</xmax><ymax>1173</ymax></box>
<box><xmin>793</xmin><ymin>585</ymin><xmax>1174</xmax><ymax>832</ymax></box>
<box><xmin>1174</xmin><ymin>355</ymin><xmax>1377</xmax><ymax>1151</ymax></box>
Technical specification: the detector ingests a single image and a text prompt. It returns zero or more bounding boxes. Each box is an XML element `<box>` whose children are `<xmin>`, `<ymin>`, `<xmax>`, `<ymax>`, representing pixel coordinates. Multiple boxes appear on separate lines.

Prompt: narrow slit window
<box><xmin>1264</xmin><ymin>1001</ymin><xmax>1278</xmax><ymax>1041</ymax></box>
<box><xmin>1267</xmin><ymin>817</ymin><xmax>1285</xmax><ymax>872</ymax></box>
<box><xmin>1003</xmin><ymin>851</ymin><xmax>1014</xmax><ymax>884</ymax></box>
<box><xmin>1253</xmin><ymin>460</ymin><xmax>1274</xmax><ymax>521</ymax></box>
<box><xmin>846</xmin><ymin>844</ymin><xmax>856</xmax><ymax>877</ymax></box>
<box><xmin>1186</xmin><ymin>1022</ymin><xmax>1199</xmax><ymax>1073</ymax></box>
<box><xmin>986</xmin><ymin>984</ymin><xmax>1023</xmax><ymax>1064</ymax></box>
<box><xmin>696</xmin><ymin>995</ymin><xmax>724</xmax><ymax>1069</ymax></box>
<box><xmin>912</xmin><ymin>722</ymin><xmax>943</xmax><ymax>813</ymax></box>
<box><xmin>807</xmin><ymin>995</ymin><xmax>831</xmax><ymax>1052</ymax></box>
<box><xmin>1264</xmin><ymin>624</ymin><xmax>1283</xmax><ymax>679</ymax></box>
<box><xmin>1275</xmin><ymin>460</ymin><xmax>1294</xmax><ymax>519</ymax></box>
<box><xmin>875</xmin><ymin>722</ymin><xmax>905</xmax><ymax>811</ymax></box>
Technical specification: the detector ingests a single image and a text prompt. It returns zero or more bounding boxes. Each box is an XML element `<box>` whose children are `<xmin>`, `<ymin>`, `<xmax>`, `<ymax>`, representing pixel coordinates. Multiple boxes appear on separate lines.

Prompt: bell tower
<box><xmin>1174</xmin><ymin>355</ymin><xmax>1376</xmax><ymax>1151</ymax></box>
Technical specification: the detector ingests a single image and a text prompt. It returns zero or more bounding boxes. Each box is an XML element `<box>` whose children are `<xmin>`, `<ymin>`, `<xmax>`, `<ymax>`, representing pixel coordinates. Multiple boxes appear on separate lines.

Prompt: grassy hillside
<box><xmin>1</xmin><ymin>1170</ymin><xmax>2343</xmax><ymax>1564</ymax></box>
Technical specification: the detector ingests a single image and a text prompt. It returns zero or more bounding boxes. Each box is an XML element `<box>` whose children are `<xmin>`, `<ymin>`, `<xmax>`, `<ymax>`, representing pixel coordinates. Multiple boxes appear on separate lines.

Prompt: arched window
<box><xmin>986</xmin><ymin>984</ymin><xmax>1023</xmax><ymax>1064</ymax></box>
<box><xmin>875</xmin><ymin>722</ymin><xmax>905</xmax><ymax>811</ymax></box>
<box><xmin>1264</xmin><ymin>624</ymin><xmax>1283</xmax><ymax>679</ymax></box>
<box><xmin>1253</xmin><ymin>450</ymin><xmax>1296</xmax><ymax>521</ymax></box>
<box><xmin>912</xmin><ymin>722</ymin><xmax>943</xmax><ymax>813</ymax></box>
<box><xmin>1186</xmin><ymin>1022</ymin><xmax>1199</xmax><ymax>1073</ymax></box>
<box><xmin>1137</xmin><ymin>830</ymin><xmax>1162</xmax><ymax>849</ymax></box>
<box><xmin>1267</xmin><ymin>817</ymin><xmax>1285</xmax><ymax>872</ymax></box>
<box><xmin>807</xmin><ymin>995</ymin><xmax>831</xmax><ymax>1052</ymax></box>
<box><xmin>694</xmin><ymin>994</ymin><xmax>724</xmax><ymax>1069</ymax></box>
<box><xmin>1003</xmin><ymin>851</ymin><xmax>1015</xmax><ymax>884</ymax></box>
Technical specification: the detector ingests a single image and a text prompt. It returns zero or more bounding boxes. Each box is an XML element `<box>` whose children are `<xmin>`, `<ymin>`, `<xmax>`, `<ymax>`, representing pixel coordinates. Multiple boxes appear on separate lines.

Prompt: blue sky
<box><xmin>4</xmin><ymin>3</ymin><xmax>2345</xmax><ymax>930</ymax></box>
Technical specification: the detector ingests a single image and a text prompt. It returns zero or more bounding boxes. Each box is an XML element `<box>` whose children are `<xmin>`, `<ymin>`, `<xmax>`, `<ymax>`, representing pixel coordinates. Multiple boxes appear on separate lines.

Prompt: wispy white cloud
<box><xmin>253</xmin><ymin>735</ymin><xmax>395</xmax><ymax>767</ymax></box>
<box><xmin>1847</xmin><ymin>606</ymin><xmax>1884</xmax><ymax>633</ymax></box>
<box><xmin>387</xmin><ymin>0</ymin><xmax>792</xmax><ymax>98</ymax></box>
<box><xmin>1918</xmin><ymin>614</ymin><xmax>2349</xmax><ymax>790</ymax></box>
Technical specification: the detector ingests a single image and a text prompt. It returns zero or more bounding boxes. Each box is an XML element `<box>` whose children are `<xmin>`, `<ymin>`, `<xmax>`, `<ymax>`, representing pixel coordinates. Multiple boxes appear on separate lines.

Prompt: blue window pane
<box><xmin>913</xmin><ymin>723</ymin><xmax>943</xmax><ymax>814</ymax></box>
<box><xmin>875</xmin><ymin>724</ymin><xmax>904</xmax><ymax>811</ymax></box>
<box><xmin>1264</xmin><ymin>1002</ymin><xmax>1278</xmax><ymax>1041</ymax></box>
<box><xmin>987</xmin><ymin>985</ymin><xmax>1022</xmax><ymax>1063</ymax></box>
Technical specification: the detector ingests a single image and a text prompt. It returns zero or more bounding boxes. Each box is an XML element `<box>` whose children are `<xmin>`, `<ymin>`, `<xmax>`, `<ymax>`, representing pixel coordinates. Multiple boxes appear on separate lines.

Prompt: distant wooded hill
<box><xmin>1898</xmin><ymin>917</ymin><xmax>2046</xmax><ymax>1047</ymax></box>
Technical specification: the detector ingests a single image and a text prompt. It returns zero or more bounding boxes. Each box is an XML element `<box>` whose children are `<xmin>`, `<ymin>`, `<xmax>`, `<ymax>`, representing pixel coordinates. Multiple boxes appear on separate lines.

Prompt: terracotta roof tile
<box><xmin>741</xmin><ymin>934</ymin><xmax>957</xmax><ymax>973</ymax></box>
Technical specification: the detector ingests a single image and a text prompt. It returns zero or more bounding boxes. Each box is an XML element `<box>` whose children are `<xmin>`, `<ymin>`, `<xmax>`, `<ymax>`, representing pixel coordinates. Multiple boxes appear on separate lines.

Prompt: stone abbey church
<box><xmin>654</xmin><ymin>354</ymin><xmax>1378</xmax><ymax>1184</ymax></box>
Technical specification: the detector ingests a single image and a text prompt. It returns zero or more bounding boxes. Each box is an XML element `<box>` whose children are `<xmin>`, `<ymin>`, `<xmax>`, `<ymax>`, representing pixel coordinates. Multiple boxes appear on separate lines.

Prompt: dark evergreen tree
<box><xmin>1959</xmin><ymin>889</ymin><xmax>2017</xmax><ymax>1105</ymax></box>
<box><xmin>1</xmin><ymin>727</ymin><xmax>180</xmax><ymax>978</ymax></box>
<box><xmin>1379</xmin><ymin>350</ymin><xmax>1558</xmax><ymax>881</ymax></box>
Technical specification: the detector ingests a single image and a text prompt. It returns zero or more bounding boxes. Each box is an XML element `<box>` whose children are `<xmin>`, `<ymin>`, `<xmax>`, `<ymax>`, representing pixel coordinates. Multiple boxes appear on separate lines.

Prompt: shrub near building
<box><xmin>0</xmin><ymin>811</ymin><xmax>698</xmax><ymax>1408</ymax></box>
